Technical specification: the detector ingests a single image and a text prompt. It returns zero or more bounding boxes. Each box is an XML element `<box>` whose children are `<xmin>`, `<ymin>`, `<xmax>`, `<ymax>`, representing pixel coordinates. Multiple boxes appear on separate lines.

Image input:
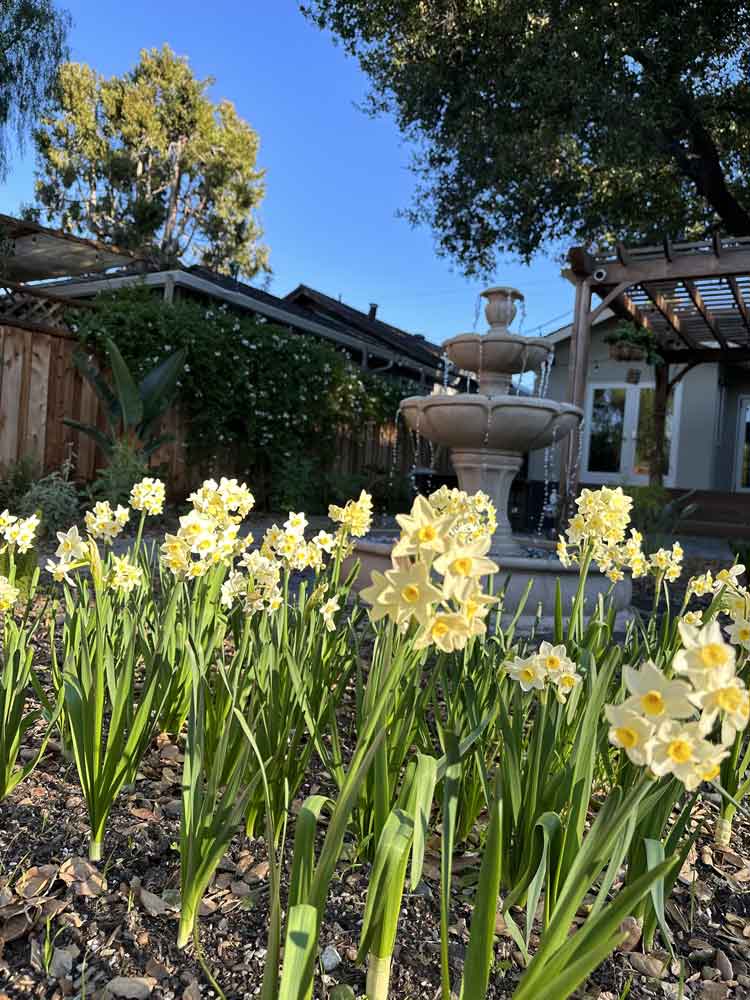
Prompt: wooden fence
<box><xmin>0</xmin><ymin>323</ymin><xmax>432</xmax><ymax>499</ymax></box>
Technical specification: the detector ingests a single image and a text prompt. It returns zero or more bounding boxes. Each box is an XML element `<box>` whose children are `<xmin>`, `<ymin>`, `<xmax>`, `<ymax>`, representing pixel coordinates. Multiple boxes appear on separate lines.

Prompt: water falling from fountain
<box><xmin>536</xmin><ymin>424</ymin><xmax>558</xmax><ymax>537</ymax></box>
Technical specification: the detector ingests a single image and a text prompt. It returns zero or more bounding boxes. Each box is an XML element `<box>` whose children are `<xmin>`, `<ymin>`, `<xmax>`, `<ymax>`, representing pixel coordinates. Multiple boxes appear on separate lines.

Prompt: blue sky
<box><xmin>1</xmin><ymin>0</ymin><xmax>574</xmax><ymax>343</ymax></box>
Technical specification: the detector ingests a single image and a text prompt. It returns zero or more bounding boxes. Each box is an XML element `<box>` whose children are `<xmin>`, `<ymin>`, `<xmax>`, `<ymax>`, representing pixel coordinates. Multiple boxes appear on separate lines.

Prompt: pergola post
<box><xmin>559</xmin><ymin>274</ymin><xmax>592</xmax><ymax>520</ymax></box>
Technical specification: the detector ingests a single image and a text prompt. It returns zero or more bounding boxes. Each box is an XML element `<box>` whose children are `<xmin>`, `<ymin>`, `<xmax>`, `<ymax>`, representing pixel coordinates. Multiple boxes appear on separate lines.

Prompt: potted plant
<box><xmin>604</xmin><ymin>322</ymin><xmax>661</xmax><ymax>364</ymax></box>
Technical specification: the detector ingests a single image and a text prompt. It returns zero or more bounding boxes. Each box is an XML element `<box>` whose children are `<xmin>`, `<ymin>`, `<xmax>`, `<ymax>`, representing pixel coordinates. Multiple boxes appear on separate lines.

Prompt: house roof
<box><xmin>36</xmin><ymin>265</ymin><xmax>441</xmax><ymax>378</ymax></box>
<box><xmin>0</xmin><ymin>214</ymin><xmax>141</xmax><ymax>282</ymax></box>
<box><xmin>285</xmin><ymin>283</ymin><xmax>442</xmax><ymax>369</ymax></box>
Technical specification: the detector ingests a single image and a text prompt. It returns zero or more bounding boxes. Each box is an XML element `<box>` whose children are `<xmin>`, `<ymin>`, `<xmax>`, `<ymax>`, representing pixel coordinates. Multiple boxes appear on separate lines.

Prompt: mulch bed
<box><xmin>2</xmin><ymin>546</ymin><xmax>750</xmax><ymax>998</ymax></box>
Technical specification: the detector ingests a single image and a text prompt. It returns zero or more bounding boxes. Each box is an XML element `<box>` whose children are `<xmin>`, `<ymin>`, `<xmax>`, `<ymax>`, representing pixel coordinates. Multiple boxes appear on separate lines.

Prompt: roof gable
<box><xmin>285</xmin><ymin>284</ymin><xmax>441</xmax><ymax>368</ymax></box>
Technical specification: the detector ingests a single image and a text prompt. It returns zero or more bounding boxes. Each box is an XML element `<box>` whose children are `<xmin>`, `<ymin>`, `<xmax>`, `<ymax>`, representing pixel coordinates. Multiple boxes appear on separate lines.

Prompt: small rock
<box><xmin>413</xmin><ymin>881</ymin><xmax>433</xmax><ymax>900</ymax></box>
<box><xmin>700</xmin><ymin>983</ymin><xmax>729</xmax><ymax>1000</ymax></box>
<box><xmin>630</xmin><ymin>953</ymin><xmax>669</xmax><ymax>979</ymax></box>
<box><xmin>106</xmin><ymin>978</ymin><xmax>153</xmax><ymax>999</ymax></box>
<box><xmin>182</xmin><ymin>983</ymin><xmax>201</xmax><ymax>1000</ymax></box>
<box><xmin>164</xmin><ymin>800</ymin><xmax>181</xmax><ymax>817</ymax></box>
<box><xmin>691</xmin><ymin>949</ymin><xmax>716</xmax><ymax>964</ymax></box>
<box><xmin>738</xmin><ymin>975</ymin><xmax>750</xmax><ymax>988</ymax></box>
<box><xmin>249</xmin><ymin>861</ymin><xmax>270</xmax><ymax>880</ymax></box>
<box><xmin>49</xmin><ymin>947</ymin><xmax>76</xmax><ymax>979</ymax></box>
<box><xmin>144</xmin><ymin>960</ymin><xmax>169</xmax><ymax>982</ymax></box>
<box><xmin>138</xmin><ymin>886</ymin><xmax>168</xmax><ymax>917</ymax></box>
<box><xmin>715</xmin><ymin>949</ymin><xmax>733</xmax><ymax>981</ymax></box>
<box><xmin>230</xmin><ymin>881</ymin><xmax>251</xmax><ymax>897</ymax></box>
<box><xmin>617</xmin><ymin>916</ymin><xmax>642</xmax><ymax>953</ymax></box>
<box><xmin>702</xmin><ymin>967</ymin><xmax>721</xmax><ymax>981</ymax></box>
<box><xmin>321</xmin><ymin>945</ymin><xmax>341</xmax><ymax>973</ymax></box>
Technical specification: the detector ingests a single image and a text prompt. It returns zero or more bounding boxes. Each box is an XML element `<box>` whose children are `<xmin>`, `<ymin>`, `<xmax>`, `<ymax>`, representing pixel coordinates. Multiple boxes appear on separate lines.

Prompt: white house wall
<box><xmin>527</xmin><ymin>321</ymin><xmax>722</xmax><ymax>489</ymax></box>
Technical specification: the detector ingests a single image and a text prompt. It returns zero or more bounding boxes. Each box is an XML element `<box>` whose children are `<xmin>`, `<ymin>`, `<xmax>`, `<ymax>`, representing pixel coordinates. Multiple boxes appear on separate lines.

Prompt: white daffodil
<box><xmin>360</xmin><ymin>570</ymin><xmax>402</xmax><ymax>624</ymax></box>
<box><xmin>552</xmin><ymin>665</ymin><xmax>582</xmax><ymax>703</ymax></box>
<box><xmin>320</xmin><ymin>596</ymin><xmax>340</xmax><ymax>631</ymax></box>
<box><xmin>604</xmin><ymin>704</ymin><xmax>655</xmax><ymax>766</ymax></box>
<box><xmin>536</xmin><ymin>641</ymin><xmax>576</xmax><ymax>677</ymax></box>
<box><xmin>413</xmin><ymin>613</ymin><xmax>471</xmax><ymax>653</ymax></box>
<box><xmin>433</xmin><ymin>537</ymin><xmax>499</xmax><ymax>595</ymax></box>
<box><xmin>384</xmin><ymin>560</ymin><xmax>445</xmax><ymax>626</ymax></box>
<box><xmin>691</xmin><ymin>670</ymin><xmax>750</xmax><ymax>746</ymax></box>
<box><xmin>507</xmin><ymin>655</ymin><xmax>547</xmax><ymax>693</ymax></box>
<box><xmin>55</xmin><ymin>525</ymin><xmax>88</xmax><ymax>562</ymax></box>
<box><xmin>392</xmin><ymin>494</ymin><xmax>454</xmax><ymax>558</ymax></box>
<box><xmin>728</xmin><ymin>617</ymin><xmax>750</xmax><ymax>650</ymax></box>
<box><xmin>622</xmin><ymin>660</ymin><xmax>694</xmax><ymax>721</ymax></box>
<box><xmin>673</xmin><ymin>620</ymin><xmax>735</xmax><ymax>683</ymax></box>
<box><xmin>650</xmin><ymin>719</ymin><xmax>711</xmax><ymax>788</ymax></box>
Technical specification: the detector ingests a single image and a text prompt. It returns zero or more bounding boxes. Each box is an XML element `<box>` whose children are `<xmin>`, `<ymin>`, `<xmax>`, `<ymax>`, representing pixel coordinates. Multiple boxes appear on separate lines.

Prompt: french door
<box><xmin>581</xmin><ymin>381</ymin><xmax>681</xmax><ymax>487</ymax></box>
<box><xmin>735</xmin><ymin>396</ymin><xmax>750</xmax><ymax>492</ymax></box>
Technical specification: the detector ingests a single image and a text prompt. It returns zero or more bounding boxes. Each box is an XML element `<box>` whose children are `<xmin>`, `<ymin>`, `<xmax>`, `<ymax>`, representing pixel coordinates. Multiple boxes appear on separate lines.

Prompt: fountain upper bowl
<box><xmin>443</xmin><ymin>333</ymin><xmax>551</xmax><ymax>375</ymax></box>
<box><xmin>400</xmin><ymin>394</ymin><xmax>582</xmax><ymax>452</ymax></box>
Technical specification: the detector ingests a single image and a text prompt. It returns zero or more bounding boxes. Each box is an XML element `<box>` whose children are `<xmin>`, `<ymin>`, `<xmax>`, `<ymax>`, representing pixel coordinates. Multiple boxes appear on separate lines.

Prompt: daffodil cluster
<box><xmin>328</xmin><ymin>490</ymin><xmax>373</xmax><ymax>538</ymax></box>
<box><xmin>107</xmin><ymin>554</ymin><xmax>143</xmax><ymax>595</ymax></box>
<box><xmin>427</xmin><ymin>485</ymin><xmax>497</xmax><ymax>546</ymax></box>
<box><xmin>259</xmin><ymin>513</ymin><xmax>328</xmax><ymax>573</ymax></box>
<box><xmin>0</xmin><ymin>510</ymin><xmax>40</xmax><ymax>554</ymax></box>
<box><xmin>360</xmin><ymin>493</ymin><xmax>498</xmax><ymax>652</ymax></box>
<box><xmin>605</xmin><ymin>621</ymin><xmax>749</xmax><ymax>790</ymax></box>
<box><xmin>686</xmin><ymin>564</ymin><xmax>750</xmax><ymax>649</ymax></box>
<box><xmin>0</xmin><ymin>574</ymin><xmax>19</xmax><ymax>612</ymax></box>
<box><xmin>557</xmin><ymin>487</ymin><xmax>640</xmax><ymax>581</ymax></box>
<box><xmin>160</xmin><ymin>478</ymin><xmax>254</xmax><ymax>579</ymax></box>
<box><xmin>221</xmin><ymin>549</ymin><xmax>283</xmax><ymax>615</ymax></box>
<box><xmin>649</xmin><ymin>542</ymin><xmax>684</xmax><ymax>583</ymax></box>
<box><xmin>130</xmin><ymin>477</ymin><xmax>165</xmax><ymax>516</ymax></box>
<box><xmin>84</xmin><ymin>501</ymin><xmax>130</xmax><ymax>543</ymax></box>
<box><xmin>556</xmin><ymin>487</ymin><xmax>686</xmax><ymax>585</ymax></box>
<box><xmin>506</xmin><ymin>641</ymin><xmax>582</xmax><ymax>702</ymax></box>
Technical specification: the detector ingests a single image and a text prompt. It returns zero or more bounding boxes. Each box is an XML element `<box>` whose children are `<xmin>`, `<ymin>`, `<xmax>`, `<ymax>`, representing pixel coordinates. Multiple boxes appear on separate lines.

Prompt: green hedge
<box><xmin>72</xmin><ymin>285</ymin><xmax>419</xmax><ymax>510</ymax></box>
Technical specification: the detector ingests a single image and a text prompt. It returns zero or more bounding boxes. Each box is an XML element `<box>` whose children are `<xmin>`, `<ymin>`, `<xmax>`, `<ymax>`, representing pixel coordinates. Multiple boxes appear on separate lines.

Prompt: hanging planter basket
<box><xmin>609</xmin><ymin>341</ymin><xmax>646</xmax><ymax>362</ymax></box>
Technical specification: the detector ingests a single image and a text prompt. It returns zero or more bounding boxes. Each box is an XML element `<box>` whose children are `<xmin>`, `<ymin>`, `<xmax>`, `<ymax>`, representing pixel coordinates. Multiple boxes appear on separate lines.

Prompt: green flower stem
<box><xmin>366</xmin><ymin>954</ymin><xmax>392</xmax><ymax>1000</ymax></box>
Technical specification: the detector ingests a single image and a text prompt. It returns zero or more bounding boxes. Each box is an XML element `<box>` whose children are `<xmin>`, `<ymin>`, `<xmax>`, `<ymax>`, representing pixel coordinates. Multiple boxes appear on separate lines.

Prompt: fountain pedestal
<box><xmin>450</xmin><ymin>450</ymin><xmax>523</xmax><ymax>558</ymax></box>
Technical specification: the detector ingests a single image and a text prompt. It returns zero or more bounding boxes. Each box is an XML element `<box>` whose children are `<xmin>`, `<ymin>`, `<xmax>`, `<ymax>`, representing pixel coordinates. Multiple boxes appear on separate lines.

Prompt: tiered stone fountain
<box><xmin>353</xmin><ymin>286</ymin><xmax>632</xmax><ymax>623</ymax></box>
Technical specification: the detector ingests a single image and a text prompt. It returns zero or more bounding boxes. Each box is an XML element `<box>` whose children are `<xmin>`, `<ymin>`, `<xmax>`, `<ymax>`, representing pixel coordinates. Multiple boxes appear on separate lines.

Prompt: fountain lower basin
<box><xmin>401</xmin><ymin>394</ymin><xmax>582</xmax><ymax>452</ymax></box>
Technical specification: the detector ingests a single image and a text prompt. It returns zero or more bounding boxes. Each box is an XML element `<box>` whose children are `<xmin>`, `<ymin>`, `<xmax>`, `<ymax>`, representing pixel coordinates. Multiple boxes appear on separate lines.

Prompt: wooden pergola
<box><xmin>561</xmin><ymin>233</ymin><xmax>750</xmax><ymax>505</ymax></box>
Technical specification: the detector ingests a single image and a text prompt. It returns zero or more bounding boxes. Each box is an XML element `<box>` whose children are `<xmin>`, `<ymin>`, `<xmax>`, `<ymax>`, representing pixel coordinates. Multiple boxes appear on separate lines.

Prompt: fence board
<box><xmin>23</xmin><ymin>333</ymin><xmax>51</xmax><ymax>463</ymax></box>
<box><xmin>0</xmin><ymin>329</ymin><xmax>26</xmax><ymax>466</ymax></box>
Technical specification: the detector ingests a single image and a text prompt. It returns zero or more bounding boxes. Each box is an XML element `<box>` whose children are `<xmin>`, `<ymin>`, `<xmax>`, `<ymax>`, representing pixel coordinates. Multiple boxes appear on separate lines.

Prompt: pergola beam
<box><xmin>641</xmin><ymin>283</ymin><xmax>697</xmax><ymax>348</ymax></box>
<box><xmin>660</xmin><ymin>347</ymin><xmax>750</xmax><ymax>364</ymax></box>
<box><xmin>728</xmin><ymin>276</ymin><xmax>750</xmax><ymax>335</ymax></box>
<box><xmin>585</xmin><ymin>249</ymin><xmax>750</xmax><ymax>286</ymax></box>
<box><xmin>683</xmin><ymin>279</ymin><xmax>728</xmax><ymax>348</ymax></box>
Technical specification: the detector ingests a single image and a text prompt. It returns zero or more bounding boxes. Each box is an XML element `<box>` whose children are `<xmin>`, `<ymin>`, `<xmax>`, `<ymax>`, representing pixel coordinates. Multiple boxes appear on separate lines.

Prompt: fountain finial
<box><xmin>481</xmin><ymin>286</ymin><xmax>524</xmax><ymax>331</ymax></box>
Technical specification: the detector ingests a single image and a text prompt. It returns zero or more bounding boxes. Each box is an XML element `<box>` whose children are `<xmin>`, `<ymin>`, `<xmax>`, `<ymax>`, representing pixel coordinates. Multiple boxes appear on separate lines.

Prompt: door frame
<box><xmin>581</xmin><ymin>379</ymin><xmax>682</xmax><ymax>488</ymax></box>
<box><xmin>734</xmin><ymin>394</ymin><xmax>750</xmax><ymax>492</ymax></box>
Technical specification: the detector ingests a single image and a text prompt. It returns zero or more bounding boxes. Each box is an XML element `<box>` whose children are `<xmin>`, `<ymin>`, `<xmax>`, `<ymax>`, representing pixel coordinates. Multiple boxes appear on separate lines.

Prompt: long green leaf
<box><xmin>106</xmin><ymin>337</ymin><xmax>143</xmax><ymax>429</ymax></box>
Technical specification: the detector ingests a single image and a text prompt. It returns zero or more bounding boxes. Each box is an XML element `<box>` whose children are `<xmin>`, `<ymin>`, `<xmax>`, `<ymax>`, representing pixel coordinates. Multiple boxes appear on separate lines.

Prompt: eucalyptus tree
<box><xmin>33</xmin><ymin>44</ymin><xmax>268</xmax><ymax>276</ymax></box>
